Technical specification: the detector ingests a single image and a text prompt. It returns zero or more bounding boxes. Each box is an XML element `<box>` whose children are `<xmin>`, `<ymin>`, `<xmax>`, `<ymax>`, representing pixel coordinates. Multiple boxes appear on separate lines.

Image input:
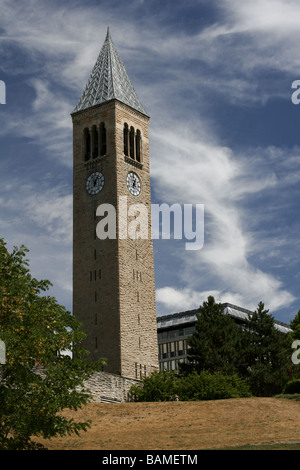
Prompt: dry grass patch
<box><xmin>36</xmin><ymin>397</ymin><xmax>300</xmax><ymax>450</ymax></box>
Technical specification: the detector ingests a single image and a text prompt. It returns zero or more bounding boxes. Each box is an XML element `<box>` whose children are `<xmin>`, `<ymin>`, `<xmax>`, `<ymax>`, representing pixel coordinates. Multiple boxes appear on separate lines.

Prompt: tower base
<box><xmin>81</xmin><ymin>371</ymin><xmax>142</xmax><ymax>402</ymax></box>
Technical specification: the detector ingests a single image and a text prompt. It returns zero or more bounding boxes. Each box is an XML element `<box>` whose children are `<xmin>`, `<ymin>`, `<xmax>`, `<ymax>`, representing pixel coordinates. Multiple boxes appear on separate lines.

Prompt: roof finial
<box><xmin>106</xmin><ymin>26</ymin><xmax>110</xmax><ymax>40</ymax></box>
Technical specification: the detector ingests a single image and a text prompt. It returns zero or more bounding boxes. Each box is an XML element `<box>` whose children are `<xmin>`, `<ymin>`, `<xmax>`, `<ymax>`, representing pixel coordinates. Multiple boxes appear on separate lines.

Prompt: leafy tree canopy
<box><xmin>0</xmin><ymin>239</ymin><xmax>104</xmax><ymax>450</ymax></box>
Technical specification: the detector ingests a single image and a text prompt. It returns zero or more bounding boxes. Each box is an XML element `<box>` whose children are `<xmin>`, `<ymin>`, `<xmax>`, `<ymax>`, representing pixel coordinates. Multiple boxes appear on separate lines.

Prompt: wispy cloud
<box><xmin>0</xmin><ymin>0</ymin><xmax>299</xmax><ymax>321</ymax></box>
<box><xmin>151</xmin><ymin>123</ymin><xmax>297</xmax><ymax>315</ymax></box>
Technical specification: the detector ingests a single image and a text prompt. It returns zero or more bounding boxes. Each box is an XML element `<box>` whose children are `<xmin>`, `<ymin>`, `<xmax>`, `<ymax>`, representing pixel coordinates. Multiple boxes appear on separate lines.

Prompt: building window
<box><xmin>178</xmin><ymin>340</ymin><xmax>184</xmax><ymax>356</ymax></box>
<box><xmin>100</xmin><ymin>122</ymin><xmax>106</xmax><ymax>156</ymax></box>
<box><xmin>130</xmin><ymin>126</ymin><xmax>135</xmax><ymax>159</ymax></box>
<box><xmin>124</xmin><ymin>123</ymin><xmax>129</xmax><ymax>156</ymax></box>
<box><xmin>92</xmin><ymin>125</ymin><xmax>99</xmax><ymax>158</ymax></box>
<box><xmin>136</xmin><ymin>129</ymin><xmax>141</xmax><ymax>162</ymax></box>
<box><xmin>83</xmin><ymin>128</ymin><xmax>91</xmax><ymax>161</ymax></box>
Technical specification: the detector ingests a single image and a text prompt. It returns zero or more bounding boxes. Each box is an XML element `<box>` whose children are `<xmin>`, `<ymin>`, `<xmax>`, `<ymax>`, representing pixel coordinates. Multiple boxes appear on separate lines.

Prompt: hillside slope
<box><xmin>37</xmin><ymin>397</ymin><xmax>300</xmax><ymax>450</ymax></box>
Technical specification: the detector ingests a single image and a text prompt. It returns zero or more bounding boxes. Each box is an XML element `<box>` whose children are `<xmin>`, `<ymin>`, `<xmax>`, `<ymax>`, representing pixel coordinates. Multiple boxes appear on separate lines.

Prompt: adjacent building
<box><xmin>157</xmin><ymin>303</ymin><xmax>292</xmax><ymax>372</ymax></box>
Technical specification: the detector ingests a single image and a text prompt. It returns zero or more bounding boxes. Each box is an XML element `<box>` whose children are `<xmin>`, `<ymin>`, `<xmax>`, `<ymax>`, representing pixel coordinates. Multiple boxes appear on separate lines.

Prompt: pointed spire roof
<box><xmin>72</xmin><ymin>28</ymin><xmax>148</xmax><ymax>116</ymax></box>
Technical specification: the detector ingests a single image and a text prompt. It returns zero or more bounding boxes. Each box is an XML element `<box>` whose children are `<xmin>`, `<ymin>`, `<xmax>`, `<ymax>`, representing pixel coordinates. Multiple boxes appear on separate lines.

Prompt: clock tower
<box><xmin>71</xmin><ymin>29</ymin><xmax>158</xmax><ymax>380</ymax></box>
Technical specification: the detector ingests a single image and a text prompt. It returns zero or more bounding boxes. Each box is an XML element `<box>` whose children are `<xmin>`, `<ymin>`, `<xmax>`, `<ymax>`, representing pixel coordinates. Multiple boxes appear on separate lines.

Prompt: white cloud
<box><xmin>156</xmin><ymin>285</ymin><xmax>250</xmax><ymax>314</ymax></box>
<box><xmin>0</xmin><ymin>178</ymin><xmax>72</xmax><ymax>244</ymax></box>
<box><xmin>151</xmin><ymin>121</ymin><xmax>296</xmax><ymax>314</ymax></box>
<box><xmin>0</xmin><ymin>0</ymin><xmax>298</xmax><ymax>320</ymax></box>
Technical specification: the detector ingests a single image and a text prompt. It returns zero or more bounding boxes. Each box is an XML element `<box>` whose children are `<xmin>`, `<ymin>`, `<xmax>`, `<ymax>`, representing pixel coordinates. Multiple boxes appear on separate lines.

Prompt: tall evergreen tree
<box><xmin>290</xmin><ymin>309</ymin><xmax>300</xmax><ymax>341</ymax></box>
<box><xmin>239</xmin><ymin>301</ymin><xmax>291</xmax><ymax>396</ymax></box>
<box><xmin>182</xmin><ymin>296</ymin><xmax>241</xmax><ymax>375</ymax></box>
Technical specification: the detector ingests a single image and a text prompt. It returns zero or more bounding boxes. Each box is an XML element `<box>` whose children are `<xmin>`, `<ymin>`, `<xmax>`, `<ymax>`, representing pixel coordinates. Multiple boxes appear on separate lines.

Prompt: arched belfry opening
<box><xmin>83</xmin><ymin>128</ymin><xmax>91</xmax><ymax>161</ymax></box>
<box><xmin>100</xmin><ymin>122</ymin><xmax>106</xmax><ymax>156</ymax></box>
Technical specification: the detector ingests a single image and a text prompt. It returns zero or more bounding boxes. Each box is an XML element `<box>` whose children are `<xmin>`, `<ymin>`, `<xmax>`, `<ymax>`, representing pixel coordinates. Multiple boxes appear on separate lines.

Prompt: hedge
<box><xmin>129</xmin><ymin>370</ymin><xmax>252</xmax><ymax>402</ymax></box>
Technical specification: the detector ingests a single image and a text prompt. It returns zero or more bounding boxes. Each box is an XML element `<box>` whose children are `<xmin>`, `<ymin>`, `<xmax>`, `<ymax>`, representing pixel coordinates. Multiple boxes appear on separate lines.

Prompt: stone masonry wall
<box><xmin>82</xmin><ymin>371</ymin><xmax>142</xmax><ymax>402</ymax></box>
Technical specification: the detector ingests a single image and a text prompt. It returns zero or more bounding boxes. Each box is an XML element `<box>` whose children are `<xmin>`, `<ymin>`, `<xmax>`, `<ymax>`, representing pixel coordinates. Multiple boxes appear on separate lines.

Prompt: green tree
<box><xmin>0</xmin><ymin>239</ymin><xmax>104</xmax><ymax>450</ymax></box>
<box><xmin>290</xmin><ymin>310</ymin><xmax>300</xmax><ymax>341</ymax></box>
<box><xmin>239</xmin><ymin>301</ymin><xmax>291</xmax><ymax>396</ymax></box>
<box><xmin>182</xmin><ymin>296</ymin><xmax>241</xmax><ymax>375</ymax></box>
<box><xmin>286</xmin><ymin>310</ymin><xmax>300</xmax><ymax>378</ymax></box>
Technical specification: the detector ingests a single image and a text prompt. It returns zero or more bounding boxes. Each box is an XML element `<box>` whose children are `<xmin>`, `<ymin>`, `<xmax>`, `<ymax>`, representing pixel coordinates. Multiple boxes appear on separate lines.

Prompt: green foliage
<box><xmin>239</xmin><ymin>301</ymin><xmax>292</xmax><ymax>396</ymax></box>
<box><xmin>183</xmin><ymin>296</ymin><xmax>242</xmax><ymax>375</ymax></box>
<box><xmin>0</xmin><ymin>239</ymin><xmax>105</xmax><ymax>450</ymax></box>
<box><xmin>290</xmin><ymin>310</ymin><xmax>300</xmax><ymax>342</ymax></box>
<box><xmin>129</xmin><ymin>370</ymin><xmax>251</xmax><ymax>402</ymax></box>
<box><xmin>130</xmin><ymin>370</ymin><xmax>178</xmax><ymax>402</ymax></box>
<box><xmin>178</xmin><ymin>371</ymin><xmax>251</xmax><ymax>401</ymax></box>
<box><xmin>181</xmin><ymin>297</ymin><xmax>296</xmax><ymax>397</ymax></box>
<box><xmin>284</xmin><ymin>379</ymin><xmax>300</xmax><ymax>395</ymax></box>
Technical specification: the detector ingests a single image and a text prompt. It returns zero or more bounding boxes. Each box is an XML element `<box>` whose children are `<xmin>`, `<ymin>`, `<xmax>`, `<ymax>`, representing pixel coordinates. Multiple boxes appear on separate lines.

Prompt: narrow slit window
<box><xmin>100</xmin><ymin>123</ymin><xmax>106</xmax><ymax>156</ymax></box>
<box><xmin>130</xmin><ymin>126</ymin><xmax>135</xmax><ymax>159</ymax></box>
<box><xmin>83</xmin><ymin>128</ymin><xmax>91</xmax><ymax>161</ymax></box>
<box><xmin>124</xmin><ymin>123</ymin><xmax>129</xmax><ymax>156</ymax></box>
<box><xmin>136</xmin><ymin>130</ymin><xmax>141</xmax><ymax>162</ymax></box>
<box><xmin>92</xmin><ymin>125</ymin><xmax>99</xmax><ymax>158</ymax></box>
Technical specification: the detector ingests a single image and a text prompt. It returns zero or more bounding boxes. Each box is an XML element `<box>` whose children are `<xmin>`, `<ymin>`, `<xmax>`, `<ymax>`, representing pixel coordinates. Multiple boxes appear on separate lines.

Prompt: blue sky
<box><xmin>0</xmin><ymin>0</ymin><xmax>299</xmax><ymax>325</ymax></box>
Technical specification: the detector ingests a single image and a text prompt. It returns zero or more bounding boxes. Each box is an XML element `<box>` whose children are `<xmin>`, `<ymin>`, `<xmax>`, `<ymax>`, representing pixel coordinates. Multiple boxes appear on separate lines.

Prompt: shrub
<box><xmin>177</xmin><ymin>371</ymin><xmax>251</xmax><ymax>401</ymax></box>
<box><xmin>129</xmin><ymin>370</ymin><xmax>251</xmax><ymax>402</ymax></box>
<box><xmin>284</xmin><ymin>379</ymin><xmax>300</xmax><ymax>395</ymax></box>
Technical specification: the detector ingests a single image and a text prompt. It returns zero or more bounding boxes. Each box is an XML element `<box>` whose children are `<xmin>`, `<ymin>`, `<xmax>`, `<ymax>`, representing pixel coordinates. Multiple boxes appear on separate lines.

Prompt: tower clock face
<box><xmin>126</xmin><ymin>171</ymin><xmax>141</xmax><ymax>196</ymax></box>
<box><xmin>86</xmin><ymin>172</ymin><xmax>104</xmax><ymax>195</ymax></box>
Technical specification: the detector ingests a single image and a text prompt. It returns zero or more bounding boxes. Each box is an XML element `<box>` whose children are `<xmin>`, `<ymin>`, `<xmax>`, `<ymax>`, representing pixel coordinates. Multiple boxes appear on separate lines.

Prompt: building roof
<box><xmin>72</xmin><ymin>28</ymin><xmax>148</xmax><ymax>116</ymax></box>
<box><xmin>157</xmin><ymin>302</ymin><xmax>292</xmax><ymax>334</ymax></box>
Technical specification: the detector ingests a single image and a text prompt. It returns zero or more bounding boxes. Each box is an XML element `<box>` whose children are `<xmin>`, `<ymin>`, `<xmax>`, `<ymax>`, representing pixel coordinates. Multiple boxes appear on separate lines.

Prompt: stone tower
<box><xmin>71</xmin><ymin>29</ymin><xmax>158</xmax><ymax>380</ymax></box>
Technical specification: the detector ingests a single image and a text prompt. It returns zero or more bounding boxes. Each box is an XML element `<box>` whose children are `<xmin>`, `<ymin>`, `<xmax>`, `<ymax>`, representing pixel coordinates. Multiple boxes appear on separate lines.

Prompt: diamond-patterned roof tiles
<box><xmin>72</xmin><ymin>28</ymin><xmax>148</xmax><ymax>116</ymax></box>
